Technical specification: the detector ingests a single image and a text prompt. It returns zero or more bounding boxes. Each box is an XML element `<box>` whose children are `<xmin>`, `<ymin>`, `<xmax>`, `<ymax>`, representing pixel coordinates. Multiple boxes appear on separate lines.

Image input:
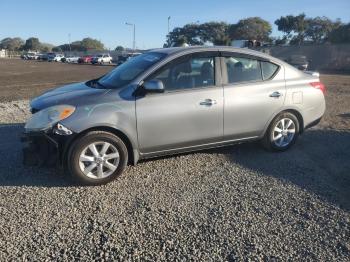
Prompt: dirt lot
<box><xmin>0</xmin><ymin>59</ymin><xmax>349</xmax><ymax>260</ymax></box>
<box><xmin>0</xmin><ymin>59</ymin><xmax>111</xmax><ymax>102</ymax></box>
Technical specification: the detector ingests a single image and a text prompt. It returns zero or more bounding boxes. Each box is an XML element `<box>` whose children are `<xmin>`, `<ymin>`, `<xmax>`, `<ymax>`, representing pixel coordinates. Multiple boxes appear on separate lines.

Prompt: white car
<box><xmin>64</xmin><ymin>56</ymin><xmax>80</xmax><ymax>63</ymax></box>
<box><xmin>25</xmin><ymin>52</ymin><xmax>39</xmax><ymax>60</ymax></box>
<box><xmin>48</xmin><ymin>54</ymin><xmax>64</xmax><ymax>62</ymax></box>
<box><xmin>91</xmin><ymin>54</ymin><xmax>113</xmax><ymax>64</ymax></box>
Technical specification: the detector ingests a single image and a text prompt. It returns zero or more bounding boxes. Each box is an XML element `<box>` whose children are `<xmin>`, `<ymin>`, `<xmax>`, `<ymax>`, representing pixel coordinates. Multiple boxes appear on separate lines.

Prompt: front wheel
<box><xmin>262</xmin><ymin>112</ymin><xmax>299</xmax><ymax>151</ymax></box>
<box><xmin>67</xmin><ymin>131</ymin><xmax>128</xmax><ymax>185</ymax></box>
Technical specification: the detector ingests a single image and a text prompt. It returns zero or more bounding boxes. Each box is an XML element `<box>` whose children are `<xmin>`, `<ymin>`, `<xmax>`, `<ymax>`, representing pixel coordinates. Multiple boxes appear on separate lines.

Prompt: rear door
<box><xmin>136</xmin><ymin>52</ymin><xmax>223</xmax><ymax>154</ymax></box>
<box><xmin>222</xmin><ymin>53</ymin><xmax>285</xmax><ymax>140</ymax></box>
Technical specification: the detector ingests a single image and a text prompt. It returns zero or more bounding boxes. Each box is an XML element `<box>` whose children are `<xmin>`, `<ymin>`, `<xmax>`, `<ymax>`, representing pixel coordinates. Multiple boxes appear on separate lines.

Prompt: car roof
<box><xmin>150</xmin><ymin>46</ymin><xmax>275</xmax><ymax>61</ymax></box>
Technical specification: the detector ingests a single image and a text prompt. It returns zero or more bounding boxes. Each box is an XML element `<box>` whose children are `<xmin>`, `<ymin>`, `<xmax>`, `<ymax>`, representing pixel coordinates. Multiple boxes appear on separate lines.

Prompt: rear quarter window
<box><xmin>261</xmin><ymin>61</ymin><xmax>279</xmax><ymax>80</ymax></box>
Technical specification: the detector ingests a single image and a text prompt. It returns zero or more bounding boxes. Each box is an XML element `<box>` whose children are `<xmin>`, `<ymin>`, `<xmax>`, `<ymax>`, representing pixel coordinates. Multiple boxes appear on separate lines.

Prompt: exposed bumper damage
<box><xmin>21</xmin><ymin>124</ymin><xmax>75</xmax><ymax>167</ymax></box>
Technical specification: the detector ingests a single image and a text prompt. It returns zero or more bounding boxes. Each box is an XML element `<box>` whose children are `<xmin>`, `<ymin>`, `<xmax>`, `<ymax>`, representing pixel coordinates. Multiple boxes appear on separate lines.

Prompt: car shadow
<box><xmin>140</xmin><ymin>128</ymin><xmax>350</xmax><ymax>212</ymax></box>
<box><xmin>218</xmin><ymin>129</ymin><xmax>350</xmax><ymax>212</ymax></box>
<box><xmin>338</xmin><ymin>113</ymin><xmax>350</xmax><ymax>119</ymax></box>
<box><xmin>0</xmin><ymin>123</ymin><xmax>349</xmax><ymax>211</ymax></box>
<box><xmin>0</xmin><ymin>123</ymin><xmax>73</xmax><ymax>187</ymax></box>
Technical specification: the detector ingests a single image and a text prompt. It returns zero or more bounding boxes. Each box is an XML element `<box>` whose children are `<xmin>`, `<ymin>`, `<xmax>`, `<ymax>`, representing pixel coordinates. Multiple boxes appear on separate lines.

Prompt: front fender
<box><xmin>61</xmin><ymin>100</ymin><xmax>138</xmax><ymax>150</ymax></box>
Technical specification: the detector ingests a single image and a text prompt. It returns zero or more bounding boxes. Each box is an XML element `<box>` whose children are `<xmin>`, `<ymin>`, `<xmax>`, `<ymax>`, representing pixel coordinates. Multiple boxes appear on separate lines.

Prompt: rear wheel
<box><xmin>262</xmin><ymin>112</ymin><xmax>299</xmax><ymax>151</ymax></box>
<box><xmin>67</xmin><ymin>131</ymin><xmax>128</xmax><ymax>185</ymax></box>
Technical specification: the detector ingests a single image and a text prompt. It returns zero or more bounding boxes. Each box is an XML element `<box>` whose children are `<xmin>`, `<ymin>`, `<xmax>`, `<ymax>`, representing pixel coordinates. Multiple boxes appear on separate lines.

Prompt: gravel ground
<box><xmin>0</xmin><ymin>68</ymin><xmax>349</xmax><ymax>260</ymax></box>
<box><xmin>0</xmin><ymin>98</ymin><xmax>349</xmax><ymax>261</ymax></box>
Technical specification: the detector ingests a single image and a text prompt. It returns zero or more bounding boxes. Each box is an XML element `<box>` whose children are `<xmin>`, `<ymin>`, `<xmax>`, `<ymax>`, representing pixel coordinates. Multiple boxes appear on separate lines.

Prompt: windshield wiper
<box><xmin>86</xmin><ymin>79</ymin><xmax>107</xmax><ymax>89</ymax></box>
<box><xmin>96</xmin><ymin>81</ymin><xmax>107</xmax><ymax>89</ymax></box>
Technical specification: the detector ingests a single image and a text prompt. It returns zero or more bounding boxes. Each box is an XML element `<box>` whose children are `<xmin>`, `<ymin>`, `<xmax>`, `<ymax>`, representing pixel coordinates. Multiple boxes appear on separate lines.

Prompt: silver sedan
<box><xmin>23</xmin><ymin>47</ymin><xmax>326</xmax><ymax>185</ymax></box>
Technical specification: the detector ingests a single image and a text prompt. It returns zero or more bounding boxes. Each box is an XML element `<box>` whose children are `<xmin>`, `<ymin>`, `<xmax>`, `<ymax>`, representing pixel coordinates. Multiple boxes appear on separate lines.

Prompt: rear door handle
<box><xmin>199</xmin><ymin>99</ymin><xmax>217</xmax><ymax>106</ymax></box>
<box><xmin>269</xmin><ymin>91</ymin><xmax>282</xmax><ymax>98</ymax></box>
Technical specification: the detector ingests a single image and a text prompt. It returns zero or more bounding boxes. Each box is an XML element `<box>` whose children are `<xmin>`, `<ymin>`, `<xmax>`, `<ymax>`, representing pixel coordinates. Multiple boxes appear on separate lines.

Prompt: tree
<box><xmin>329</xmin><ymin>23</ymin><xmax>350</xmax><ymax>43</ymax></box>
<box><xmin>40</xmin><ymin>43</ymin><xmax>54</xmax><ymax>52</ymax></box>
<box><xmin>53</xmin><ymin>38</ymin><xmax>105</xmax><ymax>52</ymax></box>
<box><xmin>80</xmin><ymin>37</ymin><xmax>105</xmax><ymax>50</ymax></box>
<box><xmin>52</xmin><ymin>46</ymin><xmax>62</xmax><ymax>52</ymax></box>
<box><xmin>0</xmin><ymin>37</ymin><xmax>24</xmax><ymax>51</ymax></box>
<box><xmin>272</xmin><ymin>36</ymin><xmax>287</xmax><ymax>46</ymax></box>
<box><xmin>115</xmin><ymin>46</ymin><xmax>125</xmax><ymax>51</ymax></box>
<box><xmin>165</xmin><ymin>23</ymin><xmax>203</xmax><ymax>47</ymax></box>
<box><xmin>276</xmin><ymin>14</ymin><xmax>343</xmax><ymax>45</ymax></box>
<box><xmin>229</xmin><ymin>17</ymin><xmax>272</xmax><ymax>42</ymax></box>
<box><xmin>54</xmin><ymin>43</ymin><xmax>83</xmax><ymax>52</ymax></box>
<box><xmin>305</xmin><ymin>17</ymin><xmax>341</xmax><ymax>43</ymax></box>
<box><xmin>22</xmin><ymin>37</ymin><xmax>41</xmax><ymax>51</ymax></box>
<box><xmin>275</xmin><ymin>14</ymin><xmax>308</xmax><ymax>45</ymax></box>
<box><xmin>200</xmin><ymin>22</ymin><xmax>230</xmax><ymax>45</ymax></box>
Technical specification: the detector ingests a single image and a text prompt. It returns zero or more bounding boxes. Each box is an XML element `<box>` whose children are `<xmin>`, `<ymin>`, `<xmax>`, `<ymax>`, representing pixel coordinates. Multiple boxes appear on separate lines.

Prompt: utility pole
<box><xmin>125</xmin><ymin>22</ymin><xmax>136</xmax><ymax>52</ymax></box>
<box><xmin>68</xmin><ymin>33</ymin><xmax>71</xmax><ymax>53</ymax></box>
<box><xmin>167</xmin><ymin>16</ymin><xmax>171</xmax><ymax>34</ymax></box>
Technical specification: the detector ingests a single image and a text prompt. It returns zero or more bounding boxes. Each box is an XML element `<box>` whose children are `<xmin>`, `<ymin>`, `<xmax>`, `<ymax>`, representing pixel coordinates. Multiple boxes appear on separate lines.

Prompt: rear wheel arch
<box><xmin>283</xmin><ymin>109</ymin><xmax>304</xmax><ymax>133</ymax></box>
<box><xmin>263</xmin><ymin>108</ymin><xmax>304</xmax><ymax>137</ymax></box>
<box><xmin>262</xmin><ymin>111</ymin><xmax>301</xmax><ymax>151</ymax></box>
<box><xmin>63</xmin><ymin>126</ymin><xmax>136</xmax><ymax>167</ymax></box>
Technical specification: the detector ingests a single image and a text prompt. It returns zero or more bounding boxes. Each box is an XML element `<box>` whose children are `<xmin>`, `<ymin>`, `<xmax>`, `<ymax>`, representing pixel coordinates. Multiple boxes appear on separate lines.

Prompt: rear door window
<box><xmin>225</xmin><ymin>57</ymin><xmax>262</xmax><ymax>83</ymax></box>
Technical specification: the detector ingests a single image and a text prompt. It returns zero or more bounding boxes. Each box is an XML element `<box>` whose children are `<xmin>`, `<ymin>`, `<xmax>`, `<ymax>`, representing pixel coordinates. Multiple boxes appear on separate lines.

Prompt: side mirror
<box><xmin>143</xmin><ymin>79</ymin><xmax>164</xmax><ymax>93</ymax></box>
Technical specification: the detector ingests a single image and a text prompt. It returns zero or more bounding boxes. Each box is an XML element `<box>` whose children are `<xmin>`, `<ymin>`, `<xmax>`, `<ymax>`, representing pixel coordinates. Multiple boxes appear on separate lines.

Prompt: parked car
<box><xmin>62</xmin><ymin>56</ymin><xmax>80</xmax><ymax>63</ymax></box>
<box><xmin>116</xmin><ymin>55</ymin><xmax>128</xmax><ymax>66</ymax></box>
<box><xmin>232</xmin><ymin>40</ymin><xmax>262</xmax><ymax>48</ymax></box>
<box><xmin>39</xmin><ymin>53</ymin><xmax>50</xmax><ymax>61</ymax></box>
<box><xmin>78</xmin><ymin>55</ymin><xmax>93</xmax><ymax>64</ymax></box>
<box><xmin>48</xmin><ymin>53</ymin><xmax>64</xmax><ymax>62</ymax></box>
<box><xmin>22</xmin><ymin>47</ymin><xmax>326</xmax><ymax>185</ymax></box>
<box><xmin>35</xmin><ymin>53</ymin><xmax>44</xmax><ymax>60</ymax></box>
<box><xmin>22</xmin><ymin>52</ymin><xmax>39</xmax><ymax>60</ymax></box>
<box><xmin>286</xmin><ymin>55</ymin><xmax>309</xmax><ymax>71</ymax></box>
<box><xmin>91</xmin><ymin>54</ymin><xmax>112</xmax><ymax>64</ymax></box>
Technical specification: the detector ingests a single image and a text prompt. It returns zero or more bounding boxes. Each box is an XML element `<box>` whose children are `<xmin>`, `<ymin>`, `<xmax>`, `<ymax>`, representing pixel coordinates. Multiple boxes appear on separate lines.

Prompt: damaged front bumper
<box><xmin>21</xmin><ymin>124</ymin><xmax>75</xmax><ymax>167</ymax></box>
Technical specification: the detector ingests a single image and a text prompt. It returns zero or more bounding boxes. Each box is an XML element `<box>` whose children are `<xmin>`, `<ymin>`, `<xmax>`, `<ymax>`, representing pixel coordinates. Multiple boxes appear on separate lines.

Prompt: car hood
<box><xmin>30</xmin><ymin>82</ymin><xmax>109</xmax><ymax>111</ymax></box>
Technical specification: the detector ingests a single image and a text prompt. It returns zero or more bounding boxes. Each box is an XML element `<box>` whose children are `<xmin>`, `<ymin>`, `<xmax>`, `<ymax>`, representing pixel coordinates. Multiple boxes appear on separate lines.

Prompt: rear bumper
<box><xmin>21</xmin><ymin>129</ymin><xmax>75</xmax><ymax>167</ymax></box>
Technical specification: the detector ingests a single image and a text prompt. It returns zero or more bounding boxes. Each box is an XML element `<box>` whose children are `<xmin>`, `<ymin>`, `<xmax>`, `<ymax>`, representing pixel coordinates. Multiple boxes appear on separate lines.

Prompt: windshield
<box><xmin>97</xmin><ymin>52</ymin><xmax>166</xmax><ymax>89</ymax></box>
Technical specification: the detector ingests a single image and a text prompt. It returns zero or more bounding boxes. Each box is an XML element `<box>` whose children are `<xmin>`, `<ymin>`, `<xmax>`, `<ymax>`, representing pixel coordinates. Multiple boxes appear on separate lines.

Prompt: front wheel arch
<box><xmin>62</xmin><ymin>126</ymin><xmax>136</xmax><ymax>168</ymax></box>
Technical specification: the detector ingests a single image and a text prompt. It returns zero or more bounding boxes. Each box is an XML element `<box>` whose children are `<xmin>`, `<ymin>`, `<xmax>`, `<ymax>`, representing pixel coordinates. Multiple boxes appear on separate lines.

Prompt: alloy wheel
<box><xmin>78</xmin><ymin>141</ymin><xmax>120</xmax><ymax>179</ymax></box>
<box><xmin>272</xmin><ymin>118</ymin><xmax>296</xmax><ymax>148</ymax></box>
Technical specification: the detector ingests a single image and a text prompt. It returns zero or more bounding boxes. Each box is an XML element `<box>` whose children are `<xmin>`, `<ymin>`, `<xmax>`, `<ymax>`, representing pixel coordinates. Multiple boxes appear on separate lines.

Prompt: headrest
<box><xmin>174</xmin><ymin>61</ymin><xmax>192</xmax><ymax>74</ymax></box>
<box><xmin>234</xmin><ymin>62</ymin><xmax>243</xmax><ymax>68</ymax></box>
<box><xmin>201</xmin><ymin>62</ymin><xmax>213</xmax><ymax>74</ymax></box>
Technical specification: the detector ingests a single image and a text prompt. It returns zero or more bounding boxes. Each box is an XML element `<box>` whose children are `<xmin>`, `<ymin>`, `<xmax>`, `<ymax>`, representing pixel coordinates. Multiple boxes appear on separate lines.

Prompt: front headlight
<box><xmin>25</xmin><ymin>105</ymin><xmax>75</xmax><ymax>132</ymax></box>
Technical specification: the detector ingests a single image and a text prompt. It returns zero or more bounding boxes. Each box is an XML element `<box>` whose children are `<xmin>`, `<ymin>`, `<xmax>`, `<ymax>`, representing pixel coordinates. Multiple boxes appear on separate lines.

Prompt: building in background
<box><xmin>0</xmin><ymin>49</ymin><xmax>8</xmax><ymax>57</ymax></box>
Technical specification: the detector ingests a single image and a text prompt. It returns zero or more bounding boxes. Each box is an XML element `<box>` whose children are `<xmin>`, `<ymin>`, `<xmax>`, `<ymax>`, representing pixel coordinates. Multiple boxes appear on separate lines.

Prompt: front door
<box><xmin>136</xmin><ymin>53</ymin><xmax>223</xmax><ymax>154</ymax></box>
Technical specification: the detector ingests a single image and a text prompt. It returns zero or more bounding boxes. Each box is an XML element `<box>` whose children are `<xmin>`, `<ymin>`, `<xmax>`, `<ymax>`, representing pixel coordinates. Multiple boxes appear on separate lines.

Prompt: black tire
<box><xmin>261</xmin><ymin>112</ymin><xmax>300</xmax><ymax>152</ymax></box>
<box><xmin>67</xmin><ymin>131</ymin><xmax>128</xmax><ymax>185</ymax></box>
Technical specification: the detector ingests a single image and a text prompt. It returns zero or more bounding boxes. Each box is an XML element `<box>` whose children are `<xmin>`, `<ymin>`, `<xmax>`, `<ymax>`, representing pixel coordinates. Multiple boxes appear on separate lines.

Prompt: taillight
<box><xmin>310</xmin><ymin>82</ymin><xmax>326</xmax><ymax>94</ymax></box>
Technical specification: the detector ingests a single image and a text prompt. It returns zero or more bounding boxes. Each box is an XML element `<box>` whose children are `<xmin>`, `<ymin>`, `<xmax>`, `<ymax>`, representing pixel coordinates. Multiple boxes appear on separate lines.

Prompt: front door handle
<box><xmin>269</xmin><ymin>91</ymin><xmax>282</xmax><ymax>98</ymax></box>
<box><xmin>199</xmin><ymin>99</ymin><xmax>217</xmax><ymax>106</ymax></box>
